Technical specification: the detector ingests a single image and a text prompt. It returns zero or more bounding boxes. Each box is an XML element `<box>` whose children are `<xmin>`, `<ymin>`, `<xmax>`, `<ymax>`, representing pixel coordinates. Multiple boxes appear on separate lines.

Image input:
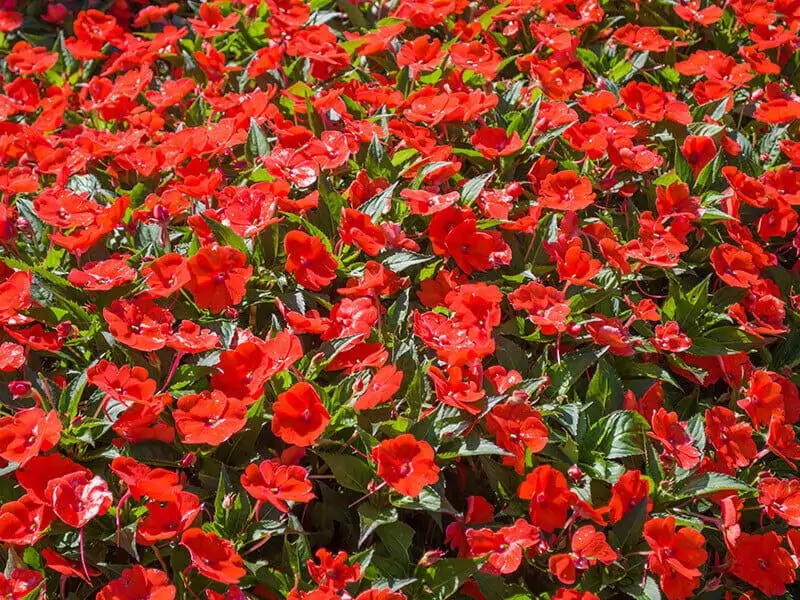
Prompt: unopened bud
<box><xmin>8</xmin><ymin>381</ymin><xmax>31</xmax><ymax>398</ymax></box>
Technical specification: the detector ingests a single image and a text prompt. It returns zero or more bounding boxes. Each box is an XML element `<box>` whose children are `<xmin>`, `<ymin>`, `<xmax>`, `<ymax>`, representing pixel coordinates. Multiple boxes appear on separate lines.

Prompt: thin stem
<box><xmin>348</xmin><ymin>481</ymin><xmax>386</xmax><ymax>508</ymax></box>
<box><xmin>79</xmin><ymin>527</ymin><xmax>91</xmax><ymax>582</ymax></box>
<box><xmin>159</xmin><ymin>351</ymin><xmax>185</xmax><ymax>393</ymax></box>
<box><xmin>116</xmin><ymin>490</ymin><xmax>132</xmax><ymax>546</ymax></box>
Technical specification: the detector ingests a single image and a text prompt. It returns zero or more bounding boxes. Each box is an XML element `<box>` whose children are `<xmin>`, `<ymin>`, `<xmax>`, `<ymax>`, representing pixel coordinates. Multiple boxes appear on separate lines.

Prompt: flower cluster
<box><xmin>1</xmin><ymin>0</ymin><xmax>800</xmax><ymax>599</ymax></box>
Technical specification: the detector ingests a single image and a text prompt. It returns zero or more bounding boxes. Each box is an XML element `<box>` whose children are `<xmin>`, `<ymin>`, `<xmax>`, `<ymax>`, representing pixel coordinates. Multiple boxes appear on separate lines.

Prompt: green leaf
<box><xmin>380</xmin><ymin>249</ymin><xmax>436</xmax><ymax>273</ymax></box>
<box><xmin>611</xmin><ymin>496</ymin><xmax>648</xmax><ymax>550</ymax></box>
<box><xmin>305</xmin><ymin>96</ymin><xmax>324</xmax><ymax>136</ymax></box>
<box><xmin>66</xmin><ymin>174</ymin><xmax>104</xmax><ymax>197</ymax></box>
<box><xmin>460</xmin><ymin>171</ymin><xmax>494</xmax><ymax>205</ymax></box>
<box><xmin>586</xmin><ymin>358</ymin><xmax>623</xmax><ymax>413</ymax></box>
<box><xmin>361</xmin><ymin>182</ymin><xmax>398</xmax><ymax>222</ymax></box>
<box><xmin>391</xmin><ymin>487</ymin><xmax>458</xmax><ymax>515</ymax></box>
<box><xmin>674</xmin><ymin>277</ymin><xmax>710</xmax><ymax>331</ymax></box>
<box><xmin>317</xmin><ymin>451</ymin><xmax>374</xmax><ymax>492</ymax></box>
<box><xmin>686</xmin><ymin>413</ymin><xmax>706</xmax><ymax>455</ymax></box>
<box><xmin>694</xmin><ymin>151</ymin><xmax>723</xmax><ymax>190</ymax></box>
<box><xmin>477</xmin><ymin>1</ymin><xmax>510</xmax><ymax>29</ymax></box>
<box><xmin>438</xmin><ymin>435</ymin><xmax>512</xmax><ymax>460</ymax></box>
<box><xmin>586</xmin><ymin>410</ymin><xmax>649</xmax><ymax>460</ymax></box>
<box><xmin>531</xmin><ymin>121</ymin><xmax>576</xmax><ymax>150</ymax></box>
<box><xmin>622</xmin><ymin>575</ymin><xmax>663</xmax><ymax>600</ymax></box>
<box><xmin>415</xmin><ymin>558</ymin><xmax>482</xmax><ymax>600</ymax></box>
<box><xmin>496</xmin><ymin>335</ymin><xmax>530</xmax><ymax>376</ymax></box>
<box><xmin>674</xmin><ymin>473</ymin><xmax>751</xmax><ymax>498</ymax></box>
<box><xmin>358</xmin><ymin>504</ymin><xmax>398</xmax><ymax>546</ymax></box>
<box><xmin>366</xmin><ymin>134</ymin><xmax>394</xmax><ymax>180</ymax></box>
<box><xmin>377</xmin><ymin>521</ymin><xmax>415</xmax><ymax>563</ymax></box>
<box><xmin>202</xmin><ymin>216</ymin><xmax>249</xmax><ymax>256</ymax></box>
<box><xmin>245</xmin><ymin>118</ymin><xmax>270</xmax><ymax>163</ymax></box>
<box><xmin>545</xmin><ymin>347</ymin><xmax>603</xmax><ymax>398</ymax></box>
<box><xmin>313</xmin><ymin>173</ymin><xmax>346</xmax><ymax>238</ymax></box>
<box><xmin>336</xmin><ymin>0</ymin><xmax>369</xmax><ymax>29</ymax></box>
<box><xmin>58</xmin><ymin>368</ymin><xmax>88</xmax><ymax>420</ymax></box>
<box><xmin>702</xmin><ymin>326</ymin><xmax>761</xmax><ymax>351</ymax></box>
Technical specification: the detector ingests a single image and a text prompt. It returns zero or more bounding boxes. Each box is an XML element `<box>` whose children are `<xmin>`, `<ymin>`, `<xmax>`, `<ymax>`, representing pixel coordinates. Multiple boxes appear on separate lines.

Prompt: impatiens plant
<box><xmin>4</xmin><ymin>0</ymin><xmax>800</xmax><ymax>598</ymax></box>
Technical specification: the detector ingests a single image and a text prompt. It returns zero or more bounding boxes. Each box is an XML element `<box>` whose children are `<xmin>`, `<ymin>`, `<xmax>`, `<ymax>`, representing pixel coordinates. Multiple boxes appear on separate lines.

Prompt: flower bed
<box><xmin>0</xmin><ymin>0</ymin><xmax>799</xmax><ymax>599</ymax></box>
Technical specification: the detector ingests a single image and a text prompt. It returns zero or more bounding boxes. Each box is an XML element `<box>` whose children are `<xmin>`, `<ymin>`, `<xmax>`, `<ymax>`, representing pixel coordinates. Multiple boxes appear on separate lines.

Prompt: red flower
<box><xmin>444</xmin><ymin>219</ymin><xmax>511</xmax><ymax>274</ymax></box>
<box><xmin>173</xmin><ymin>390</ymin><xmax>247</xmax><ymax>446</ymax></box>
<box><xmin>681</xmin><ymin>135</ymin><xmax>717</xmax><ymax>177</ymax></box>
<box><xmin>0</xmin><ymin>342</ymin><xmax>24</xmax><ymax>372</ymax></box>
<box><xmin>110</xmin><ymin>456</ymin><xmax>181</xmax><ymax>502</ymax></box>
<box><xmin>607</xmin><ymin>470</ymin><xmax>651</xmax><ymax>523</ymax></box>
<box><xmin>486</xmin><ymin>403</ymin><xmax>549</xmax><ymax>473</ymax></box>
<box><xmin>555</xmin><ymin>243</ymin><xmax>602</xmax><ymax>287</ymax></box>
<box><xmin>585</xmin><ymin>314</ymin><xmax>636</xmax><ymax>356</ymax></box>
<box><xmin>613</xmin><ymin>24</ymin><xmax>671</xmax><ymax>52</ymax></box>
<box><xmin>371</xmin><ymin>434</ymin><xmax>440</xmax><ymax>497</ymax></box>
<box><xmin>103</xmin><ymin>297</ymin><xmax>174</xmax><ymax>352</ymax></box>
<box><xmin>538</xmin><ymin>171</ymin><xmax>596</xmax><ymax>211</ymax></box>
<box><xmin>307</xmin><ymin>549</ymin><xmax>361</xmax><ymax>591</ymax></box>
<box><xmin>466</xmin><ymin>519</ymin><xmax>540</xmax><ymax>574</ymax></box>
<box><xmin>354</xmin><ymin>365</ymin><xmax>403</xmax><ymax>411</ymax></box>
<box><xmin>710</xmin><ymin>244</ymin><xmax>762</xmax><ymax>288</ymax></box>
<box><xmin>0</xmin><ymin>407</ymin><xmax>61</xmax><ymax>466</ymax></box>
<box><xmin>166</xmin><ymin>320</ymin><xmax>220</xmax><ymax>353</ymax></box>
<box><xmin>5</xmin><ymin>324</ymin><xmax>64</xmax><ymax>353</ymax></box>
<box><xmin>705</xmin><ymin>407</ymin><xmax>756</xmax><ymax>470</ymax></box>
<box><xmin>553</xmin><ymin>591</ymin><xmax>599</xmax><ymax>600</ymax></box>
<box><xmin>652</xmin><ymin>321</ymin><xmax>692</xmax><ymax>353</ymax></box>
<box><xmin>449</xmin><ymin>41</ymin><xmax>501</xmax><ymax>79</ymax></box>
<box><xmin>188</xmin><ymin>2</ymin><xmax>240</xmax><ymax>38</ymax></box>
<box><xmin>518</xmin><ymin>465</ymin><xmax>576</xmax><ymax>532</ymax></box>
<box><xmin>355</xmin><ymin>590</ymin><xmax>407</xmax><ymax>600</ymax></box>
<box><xmin>758</xmin><ymin>477</ymin><xmax>800</xmax><ymax>526</ymax></box>
<box><xmin>186</xmin><ymin>245</ymin><xmax>252</xmax><ymax>313</ymax></box>
<box><xmin>17</xmin><ymin>454</ymin><xmax>91</xmax><ymax>504</ymax></box>
<box><xmin>285</xmin><ymin>230</ymin><xmax>338</xmax><ymax>291</ymax></box>
<box><xmin>0</xmin><ymin>494</ymin><xmax>55</xmax><ymax>546</ymax></box>
<box><xmin>142</xmin><ymin>253</ymin><xmax>190</xmax><ymax>298</ymax></box>
<box><xmin>428</xmin><ymin>364</ymin><xmax>486</xmax><ymax>414</ymax></box>
<box><xmin>47</xmin><ymin>471</ymin><xmax>113</xmax><ymax>528</ymax></box>
<box><xmin>730</xmin><ymin>532</ymin><xmax>796</xmax><ymax>596</ymax></box>
<box><xmin>211</xmin><ymin>332</ymin><xmax>303</xmax><ymax>402</ymax></box>
<box><xmin>397</xmin><ymin>35</ymin><xmax>444</xmax><ymax>76</ymax></box>
<box><xmin>549</xmin><ymin>525</ymin><xmax>617</xmax><ymax>584</ymax></box>
<box><xmin>271</xmin><ymin>382</ymin><xmax>330</xmax><ymax>447</ymax></box>
<box><xmin>648</xmin><ymin>408</ymin><xmax>701</xmax><ymax>469</ymax></box>
<box><xmin>401</xmin><ymin>189</ymin><xmax>460</xmax><ymax>216</ymax></box>
<box><xmin>0</xmin><ymin>569</ymin><xmax>42</xmax><ymax>600</ymax></box>
<box><xmin>339</xmin><ymin>208</ymin><xmax>387</xmax><ymax>257</ymax></box>
<box><xmin>68</xmin><ymin>258</ymin><xmax>136</xmax><ymax>291</ymax></box>
<box><xmin>322</xmin><ymin>297</ymin><xmax>379</xmax><ymax>341</ymax></box>
<box><xmin>508</xmin><ymin>281</ymin><xmax>571</xmax><ymax>335</ymax></box>
<box><xmin>241</xmin><ymin>459</ymin><xmax>315</xmax><ymax>513</ymax></box>
<box><xmin>41</xmin><ymin>548</ymin><xmax>100</xmax><ymax>583</ymax></box>
<box><xmin>644</xmin><ymin>516</ymin><xmax>707</xmax><ymax>600</ymax></box>
<box><xmin>88</xmin><ymin>360</ymin><xmax>157</xmax><ymax>406</ymax></box>
<box><xmin>738</xmin><ymin>370</ymin><xmax>787</xmax><ymax>429</ymax></box>
<box><xmin>136</xmin><ymin>491</ymin><xmax>200</xmax><ymax>546</ymax></box>
<box><xmin>96</xmin><ymin>566</ymin><xmax>176</xmax><ymax>600</ymax></box>
<box><xmin>471</xmin><ymin>127</ymin><xmax>522</xmax><ymax>159</ymax></box>
<box><xmin>181</xmin><ymin>528</ymin><xmax>246</xmax><ymax>584</ymax></box>
<box><xmin>446</xmin><ymin>496</ymin><xmax>495</xmax><ymax>555</ymax></box>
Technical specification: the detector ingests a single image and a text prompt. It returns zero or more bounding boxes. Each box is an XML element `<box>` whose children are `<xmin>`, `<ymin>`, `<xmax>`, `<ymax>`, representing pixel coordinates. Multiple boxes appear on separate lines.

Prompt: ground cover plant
<box><xmin>4</xmin><ymin>0</ymin><xmax>800</xmax><ymax>598</ymax></box>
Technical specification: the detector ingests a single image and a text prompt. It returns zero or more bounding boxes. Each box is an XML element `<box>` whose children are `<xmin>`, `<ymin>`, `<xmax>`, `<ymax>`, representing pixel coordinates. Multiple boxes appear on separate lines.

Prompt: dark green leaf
<box><xmin>674</xmin><ymin>473</ymin><xmax>751</xmax><ymax>498</ymax></box>
<box><xmin>317</xmin><ymin>451</ymin><xmax>374</xmax><ymax>492</ymax></box>
<box><xmin>202</xmin><ymin>216</ymin><xmax>249</xmax><ymax>256</ymax></box>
